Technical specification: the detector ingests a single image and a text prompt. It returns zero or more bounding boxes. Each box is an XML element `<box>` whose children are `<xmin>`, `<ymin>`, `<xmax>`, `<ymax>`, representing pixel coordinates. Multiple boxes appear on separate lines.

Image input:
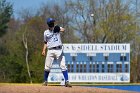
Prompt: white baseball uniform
<box><xmin>44</xmin><ymin>29</ymin><xmax>67</xmax><ymax>71</ymax></box>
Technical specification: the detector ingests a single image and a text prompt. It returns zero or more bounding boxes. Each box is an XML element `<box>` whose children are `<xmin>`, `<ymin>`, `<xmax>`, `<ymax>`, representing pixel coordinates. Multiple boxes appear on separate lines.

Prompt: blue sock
<box><xmin>62</xmin><ymin>70</ymin><xmax>68</xmax><ymax>81</ymax></box>
<box><xmin>44</xmin><ymin>71</ymin><xmax>50</xmax><ymax>81</ymax></box>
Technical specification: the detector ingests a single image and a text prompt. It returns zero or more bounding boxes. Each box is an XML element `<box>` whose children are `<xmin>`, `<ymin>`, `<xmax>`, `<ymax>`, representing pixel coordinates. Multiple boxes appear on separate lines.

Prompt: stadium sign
<box><xmin>48</xmin><ymin>44</ymin><xmax>130</xmax><ymax>83</ymax></box>
<box><xmin>48</xmin><ymin>73</ymin><xmax>130</xmax><ymax>82</ymax></box>
<box><xmin>63</xmin><ymin>44</ymin><xmax>130</xmax><ymax>53</ymax></box>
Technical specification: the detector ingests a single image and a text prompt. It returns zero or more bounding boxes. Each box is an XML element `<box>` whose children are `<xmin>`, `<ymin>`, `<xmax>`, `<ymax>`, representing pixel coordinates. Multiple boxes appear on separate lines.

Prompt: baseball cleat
<box><xmin>65</xmin><ymin>81</ymin><xmax>72</xmax><ymax>87</ymax></box>
<box><xmin>42</xmin><ymin>81</ymin><xmax>48</xmax><ymax>86</ymax></box>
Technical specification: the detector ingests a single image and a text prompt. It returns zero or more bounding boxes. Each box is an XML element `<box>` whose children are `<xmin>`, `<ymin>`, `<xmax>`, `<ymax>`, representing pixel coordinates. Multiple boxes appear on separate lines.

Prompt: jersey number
<box><xmin>53</xmin><ymin>36</ymin><xmax>58</xmax><ymax>42</ymax></box>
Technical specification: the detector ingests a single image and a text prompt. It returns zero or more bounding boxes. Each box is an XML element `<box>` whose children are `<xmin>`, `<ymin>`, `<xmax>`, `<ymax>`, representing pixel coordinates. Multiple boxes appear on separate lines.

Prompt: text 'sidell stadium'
<box><xmin>48</xmin><ymin>44</ymin><xmax>130</xmax><ymax>83</ymax></box>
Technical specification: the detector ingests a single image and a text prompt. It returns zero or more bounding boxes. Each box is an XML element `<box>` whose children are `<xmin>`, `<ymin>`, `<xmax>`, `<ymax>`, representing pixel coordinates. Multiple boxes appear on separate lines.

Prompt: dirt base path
<box><xmin>0</xmin><ymin>84</ymin><xmax>138</xmax><ymax>93</ymax></box>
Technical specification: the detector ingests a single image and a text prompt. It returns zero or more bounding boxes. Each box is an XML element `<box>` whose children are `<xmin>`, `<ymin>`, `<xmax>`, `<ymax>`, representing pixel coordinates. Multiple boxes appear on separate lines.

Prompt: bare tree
<box><xmin>38</xmin><ymin>3</ymin><xmax>79</xmax><ymax>43</ymax></box>
<box><xmin>130</xmin><ymin>0</ymin><xmax>140</xmax><ymax>83</ymax></box>
<box><xmin>22</xmin><ymin>26</ymin><xmax>32</xmax><ymax>84</ymax></box>
<box><xmin>65</xmin><ymin>0</ymin><xmax>137</xmax><ymax>43</ymax></box>
<box><xmin>66</xmin><ymin>0</ymin><xmax>95</xmax><ymax>43</ymax></box>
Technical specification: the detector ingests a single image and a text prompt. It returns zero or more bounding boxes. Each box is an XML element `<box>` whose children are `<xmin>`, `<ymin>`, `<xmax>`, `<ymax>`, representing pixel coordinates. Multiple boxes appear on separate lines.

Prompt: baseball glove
<box><xmin>53</xmin><ymin>25</ymin><xmax>60</xmax><ymax>33</ymax></box>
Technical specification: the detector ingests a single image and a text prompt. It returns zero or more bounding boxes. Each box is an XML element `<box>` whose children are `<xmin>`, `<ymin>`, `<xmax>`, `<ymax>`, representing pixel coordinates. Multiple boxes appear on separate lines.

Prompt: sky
<box><xmin>6</xmin><ymin>0</ymin><xmax>64</xmax><ymax>18</ymax></box>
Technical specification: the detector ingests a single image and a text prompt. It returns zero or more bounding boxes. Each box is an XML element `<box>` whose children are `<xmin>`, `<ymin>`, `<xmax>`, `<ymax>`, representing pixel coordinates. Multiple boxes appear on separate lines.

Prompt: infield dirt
<box><xmin>0</xmin><ymin>84</ymin><xmax>139</xmax><ymax>93</ymax></box>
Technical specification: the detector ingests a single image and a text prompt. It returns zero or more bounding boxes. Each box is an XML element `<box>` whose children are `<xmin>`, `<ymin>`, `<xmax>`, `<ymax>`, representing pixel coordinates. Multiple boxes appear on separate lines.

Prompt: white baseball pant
<box><xmin>44</xmin><ymin>49</ymin><xmax>67</xmax><ymax>71</ymax></box>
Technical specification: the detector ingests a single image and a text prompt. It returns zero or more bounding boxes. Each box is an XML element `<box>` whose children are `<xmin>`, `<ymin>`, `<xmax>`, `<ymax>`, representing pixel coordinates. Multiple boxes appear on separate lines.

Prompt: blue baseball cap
<box><xmin>46</xmin><ymin>18</ymin><xmax>55</xmax><ymax>24</ymax></box>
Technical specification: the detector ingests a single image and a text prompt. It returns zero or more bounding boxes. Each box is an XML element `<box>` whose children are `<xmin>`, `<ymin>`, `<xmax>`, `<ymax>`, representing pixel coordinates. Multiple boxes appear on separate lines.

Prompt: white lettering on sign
<box><xmin>63</xmin><ymin>44</ymin><xmax>130</xmax><ymax>53</ymax></box>
<box><xmin>48</xmin><ymin>73</ymin><xmax>130</xmax><ymax>82</ymax></box>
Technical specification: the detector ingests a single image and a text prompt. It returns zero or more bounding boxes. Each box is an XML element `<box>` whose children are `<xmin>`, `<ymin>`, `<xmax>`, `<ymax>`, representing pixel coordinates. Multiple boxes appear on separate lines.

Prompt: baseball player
<box><xmin>42</xmin><ymin>18</ymin><xmax>72</xmax><ymax>87</ymax></box>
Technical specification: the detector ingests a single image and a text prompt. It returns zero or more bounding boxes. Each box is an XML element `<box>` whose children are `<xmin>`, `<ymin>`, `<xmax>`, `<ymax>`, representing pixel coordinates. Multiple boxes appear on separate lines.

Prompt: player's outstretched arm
<box><xmin>42</xmin><ymin>44</ymin><xmax>47</xmax><ymax>56</ymax></box>
<box><xmin>53</xmin><ymin>25</ymin><xmax>65</xmax><ymax>33</ymax></box>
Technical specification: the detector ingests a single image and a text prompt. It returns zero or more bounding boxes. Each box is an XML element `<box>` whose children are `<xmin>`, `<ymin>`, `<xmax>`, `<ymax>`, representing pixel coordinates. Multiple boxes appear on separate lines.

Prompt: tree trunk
<box><xmin>2</xmin><ymin>71</ymin><xmax>5</xmax><ymax>80</ymax></box>
<box><xmin>22</xmin><ymin>31</ymin><xmax>32</xmax><ymax>84</ymax></box>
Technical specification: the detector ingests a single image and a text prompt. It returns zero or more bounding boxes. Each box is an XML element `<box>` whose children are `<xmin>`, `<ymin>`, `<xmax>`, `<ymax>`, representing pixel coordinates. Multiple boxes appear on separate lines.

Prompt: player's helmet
<box><xmin>46</xmin><ymin>18</ymin><xmax>55</xmax><ymax>27</ymax></box>
<box><xmin>46</xmin><ymin>18</ymin><xmax>55</xmax><ymax>24</ymax></box>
